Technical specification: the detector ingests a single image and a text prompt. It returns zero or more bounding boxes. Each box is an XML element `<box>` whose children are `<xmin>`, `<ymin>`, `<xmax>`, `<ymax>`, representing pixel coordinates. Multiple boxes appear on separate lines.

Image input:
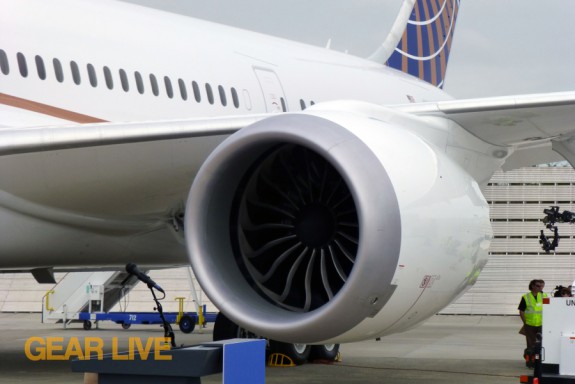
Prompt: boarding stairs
<box><xmin>42</xmin><ymin>270</ymin><xmax>141</xmax><ymax>327</ymax></box>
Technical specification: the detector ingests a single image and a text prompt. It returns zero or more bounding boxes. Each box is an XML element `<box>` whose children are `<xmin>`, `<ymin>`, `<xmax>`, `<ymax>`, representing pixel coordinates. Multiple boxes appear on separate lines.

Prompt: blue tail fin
<box><xmin>384</xmin><ymin>0</ymin><xmax>460</xmax><ymax>88</ymax></box>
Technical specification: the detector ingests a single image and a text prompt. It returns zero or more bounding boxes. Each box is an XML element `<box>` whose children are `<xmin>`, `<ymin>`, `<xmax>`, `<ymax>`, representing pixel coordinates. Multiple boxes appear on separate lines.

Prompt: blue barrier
<box><xmin>72</xmin><ymin>338</ymin><xmax>266</xmax><ymax>384</ymax></box>
<box><xmin>223</xmin><ymin>339</ymin><xmax>266</xmax><ymax>384</ymax></box>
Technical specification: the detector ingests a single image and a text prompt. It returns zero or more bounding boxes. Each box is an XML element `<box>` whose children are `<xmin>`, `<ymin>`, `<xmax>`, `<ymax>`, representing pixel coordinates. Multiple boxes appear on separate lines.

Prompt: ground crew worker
<box><xmin>518</xmin><ymin>279</ymin><xmax>546</xmax><ymax>367</ymax></box>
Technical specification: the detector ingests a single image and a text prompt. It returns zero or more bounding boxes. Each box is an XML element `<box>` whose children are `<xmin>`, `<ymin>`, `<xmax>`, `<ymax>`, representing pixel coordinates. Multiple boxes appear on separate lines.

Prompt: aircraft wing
<box><xmin>3</xmin><ymin>92</ymin><xmax>574</xmax><ymax>168</ymax></box>
<box><xmin>394</xmin><ymin>91</ymin><xmax>575</xmax><ymax>169</ymax></box>
<box><xmin>0</xmin><ymin>114</ymin><xmax>267</xmax><ymax>156</ymax></box>
<box><xmin>0</xmin><ymin>113</ymin><xmax>272</xmax><ymax>272</ymax></box>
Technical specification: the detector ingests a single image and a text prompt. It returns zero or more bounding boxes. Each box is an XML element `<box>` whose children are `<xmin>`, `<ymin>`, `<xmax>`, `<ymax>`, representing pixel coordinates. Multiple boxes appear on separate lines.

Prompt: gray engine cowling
<box><xmin>185</xmin><ymin>111</ymin><xmax>402</xmax><ymax>343</ymax></box>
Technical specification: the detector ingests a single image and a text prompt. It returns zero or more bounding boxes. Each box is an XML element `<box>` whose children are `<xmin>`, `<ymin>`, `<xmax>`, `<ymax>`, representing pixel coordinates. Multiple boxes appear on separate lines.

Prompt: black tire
<box><xmin>268</xmin><ymin>340</ymin><xmax>310</xmax><ymax>365</ymax></box>
<box><xmin>309</xmin><ymin>344</ymin><xmax>340</xmax><ymax>361</ymax></box>
<box><xmin>213</xmin><ymin>313</ymin><xmax>239</xmax><ymax>341</ymax></box>
<box><xmin>83</xmin><ymin>320</ymin><xmax>92</xmax><ymax>331</ymax></box>
<box><xmin>179</xmin><ymin>315</ymin><xmax>195</xmax><ymax>334</ymax></box>
<box><xmin>213</xmin><ymin>313</ymin><xmax>257</xmax><ymax>340</ymax></box>
<box><xmin>121</xmin><ymin>323</ymin><xmax>131</xmax><ymax>330</ymax></box>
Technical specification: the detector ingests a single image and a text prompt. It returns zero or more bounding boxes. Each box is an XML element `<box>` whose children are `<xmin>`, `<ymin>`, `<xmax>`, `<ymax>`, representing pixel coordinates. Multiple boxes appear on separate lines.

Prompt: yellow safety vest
<box><xmin>523</xmin><ymin>292</ymin><xmax>544</xmax><ymax>327</ymax></box>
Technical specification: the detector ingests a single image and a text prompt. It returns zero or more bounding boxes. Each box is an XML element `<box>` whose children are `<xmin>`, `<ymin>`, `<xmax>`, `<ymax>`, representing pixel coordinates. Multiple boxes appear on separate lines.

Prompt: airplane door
<box><xmin>253</xmin><ymin>68</ymin><xmax>287</xmax><ymax>113</ymax></box>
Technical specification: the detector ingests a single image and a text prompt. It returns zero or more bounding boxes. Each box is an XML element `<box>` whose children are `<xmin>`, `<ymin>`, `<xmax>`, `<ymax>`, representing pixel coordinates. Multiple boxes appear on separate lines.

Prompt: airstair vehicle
<box><xmin>41</xmin><ymin>270</ymin><xmax>141</xmax><ymax>328</ymax></box>
<box><xmin>41</xmin><ymin>267</ymin><xmax>215</xmax><ymax>332</ymax></box>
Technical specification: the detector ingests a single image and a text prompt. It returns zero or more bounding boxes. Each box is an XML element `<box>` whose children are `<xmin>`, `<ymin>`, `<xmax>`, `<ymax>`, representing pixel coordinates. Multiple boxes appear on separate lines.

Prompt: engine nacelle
<box><xmin>185</xmin><ymin>102</ymin><xmax>491</xmax><ymax>343</ymax></box>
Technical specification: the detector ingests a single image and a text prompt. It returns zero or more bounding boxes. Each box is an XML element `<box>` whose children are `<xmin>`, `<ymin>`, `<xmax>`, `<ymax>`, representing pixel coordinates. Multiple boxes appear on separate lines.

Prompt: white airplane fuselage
<box><xmin>0</xmin><ymin>0</ymin><xmax>453</xmax><ymax>269</ymax></box>
<box><xmin>1</xmin><ymin>0</ymin><xmax>503</xmax><ymax>342</ymax></box>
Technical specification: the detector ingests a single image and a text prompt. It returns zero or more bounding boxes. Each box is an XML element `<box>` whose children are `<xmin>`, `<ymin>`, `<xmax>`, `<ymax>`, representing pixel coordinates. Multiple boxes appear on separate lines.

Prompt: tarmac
<box><xmin>0</xmin><ymin>312</ymin><xmax>528</xmax><ymax>383</ymax></box>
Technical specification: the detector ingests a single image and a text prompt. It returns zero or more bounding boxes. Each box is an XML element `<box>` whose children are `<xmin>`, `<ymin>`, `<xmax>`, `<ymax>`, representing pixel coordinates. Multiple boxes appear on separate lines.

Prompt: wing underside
<box><xmin>395</xmin><ymin>91</ymin><xmax>575</xmax><ymax>169</ymax></box>
<box><xmin>0</xmin><ymin>115</ymin><xmax>267</xmax><ymax>270</ymax></box>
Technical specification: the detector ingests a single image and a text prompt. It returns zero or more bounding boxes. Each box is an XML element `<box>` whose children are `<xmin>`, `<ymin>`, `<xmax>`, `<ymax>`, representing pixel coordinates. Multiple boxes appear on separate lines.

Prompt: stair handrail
<box><xmin>43</xmin><ymin>290</ymin><xmax>55</xmax><ymax>312</ymax></box>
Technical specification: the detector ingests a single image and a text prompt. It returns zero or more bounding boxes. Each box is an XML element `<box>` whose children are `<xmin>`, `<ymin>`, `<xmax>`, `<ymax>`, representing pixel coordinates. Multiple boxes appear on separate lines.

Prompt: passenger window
<box><xmin>178</xmin><ymin>79</ymin><xmax>187</xmax><ymax>100</ymax></box>
<box><xmin>87</xmin><ymin>63</ymin><xmax>97</xmax><ymax>87</ymax></box>
<box><xmin>300</xmin><ymin>99</ymin><xmax>306</xmax><ymax>110</ymax></box>
<box><xmin>231</xmin><ymin>87</ymin><xmax>239</xmax><ymax>108</ymax></box>
<box><xmin>280</xmin><ymin>97</ymin><xmax>286</xmax><ymax>112</ymax></box>
<box><xmin>17</xmin><ymin>52</ymin><xmax>28</xmax><ymax>77</ymax></box>
<box><xmin>134</xmin><ymin>71</ymin><xmax>144</xmax><ymax>94</ymax></box>
<box><xmin>70</xmin><ymin>61</ymin><xmax>81</xmax><ymax>85</ymax></box>
<box><xmin>119</xmin><ymin>69</ymin><xmax>129</xmax><ymax>92</ymax></box>
<box><xmin>53</xmin><ymin>58</ymin><xmax>64</xmax><ymax>82</ymax></box>
<box><xmin>164</xmin><ymin>76</ymin><xmax>173</xmax><ymax>99</ymax></box>
<box><xmin>103</xmin><ymin>66</ymin><xmax>114</xmax><ymax>89</ymax></box>
<box><xmin>205</xmin><ymin>83</ymin><xmax>214</xmax><ymax>105</ymax></box>
<box><xmin>0</xmin><ymin>49</ymin><xmax>9</xmax><ymax>75</ymax></box>
<box><xmin>192</xmin><ymin>81</ymin><xmax>201</xmax><ymax>102</ymax></box>
<box><xmin>218</xmin><ymin>85</ymin><xmax>227</xmax><ymax>106</ymax></box>
<box><xmin>35</xmin><ymin>55</ymin><xmax>46</xmax><ymax>80</ymax></box>
<box><xmin>150</xmin><ymin>74</ymin><xmax>159</xmax><ymax>96</ymax></box>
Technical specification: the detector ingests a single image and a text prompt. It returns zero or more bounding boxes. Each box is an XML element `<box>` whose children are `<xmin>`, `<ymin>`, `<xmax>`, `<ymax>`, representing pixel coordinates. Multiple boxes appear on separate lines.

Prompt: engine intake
<box><xmin>232</xmin><ymin>144</ymin><xmax>358</xmax><ymax>312</ymax></box>
<box><xmin>185</xmin><ymin>112</ymin><xmax>401</xmax><ymax>343</ymax></box>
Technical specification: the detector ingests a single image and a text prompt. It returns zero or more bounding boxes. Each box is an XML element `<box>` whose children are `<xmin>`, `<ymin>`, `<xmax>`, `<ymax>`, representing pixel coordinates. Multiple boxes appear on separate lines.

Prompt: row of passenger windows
<box><xmin>1</xmin><ymin>49</ymin><xmax>241</xmax><ymax>108</ymax></box>
<box><xmin>0</xmin><ymin>48</ymin><xmax>318</xmax><ymax>111</ymax></box>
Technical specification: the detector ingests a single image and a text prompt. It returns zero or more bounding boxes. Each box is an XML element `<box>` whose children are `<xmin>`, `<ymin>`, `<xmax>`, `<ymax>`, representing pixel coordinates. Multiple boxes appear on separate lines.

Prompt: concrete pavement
<box><xmin>0</xmin><ymin>313</ymin><xmax>527</xmax><ymax>383</ymax></box>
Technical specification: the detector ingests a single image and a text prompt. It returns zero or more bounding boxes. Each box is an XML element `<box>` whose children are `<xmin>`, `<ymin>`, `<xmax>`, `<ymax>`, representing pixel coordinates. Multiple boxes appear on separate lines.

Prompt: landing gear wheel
<box><xmin>213</xmin><ymin>313</ymin><xmax>239</xmax><ymax>341</ymax></box>
<box><xmin>178</xmin><ymin>315</ymin><xmax>195</xmax><ymax>334</ymax></box>
<box><xmin>269</xmin><ymin>340</ymin><xmax>310</xmax><ymax>365</ymax></box>
<box><xmin>309</xmin><ymin>344</ymin><xmax>340</xmax><ymax>361</ymax></box>
<box><xmin>121</xmin><ymin>323</ymin><xmax>131</xmax><ymax>330</ymax></box>
<box><xmin>213</xmin><ymin>313</ymin><xmax>257</xmax><ymax>340</ymax></box>
<box><xmin>83</xmin><ymin>320</ymin><xmax>92</xmax><ymax>331</ymax></box>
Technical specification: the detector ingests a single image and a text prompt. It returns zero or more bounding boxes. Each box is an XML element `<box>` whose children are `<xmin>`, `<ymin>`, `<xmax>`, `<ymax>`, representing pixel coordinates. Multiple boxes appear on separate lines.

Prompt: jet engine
<box><xmin>185</xmin><ymin>102</ymin><xmax>492</xmax><ymax>344</ymax></box>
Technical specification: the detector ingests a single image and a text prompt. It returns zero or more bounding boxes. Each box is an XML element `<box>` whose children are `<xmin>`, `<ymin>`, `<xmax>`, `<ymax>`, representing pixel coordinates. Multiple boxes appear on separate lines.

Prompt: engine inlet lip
<box><xmin>185</xmin><ymin>113</ymin><xmax>401</xmax><ymax>342</ymax></box>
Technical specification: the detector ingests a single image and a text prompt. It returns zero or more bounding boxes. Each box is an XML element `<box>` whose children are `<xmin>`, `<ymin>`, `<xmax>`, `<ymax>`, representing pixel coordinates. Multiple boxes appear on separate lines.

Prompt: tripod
<box><xmin>148</xmin><ymin>283</ymin><xmax>176</xmax><ymax>348</ymax></box>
